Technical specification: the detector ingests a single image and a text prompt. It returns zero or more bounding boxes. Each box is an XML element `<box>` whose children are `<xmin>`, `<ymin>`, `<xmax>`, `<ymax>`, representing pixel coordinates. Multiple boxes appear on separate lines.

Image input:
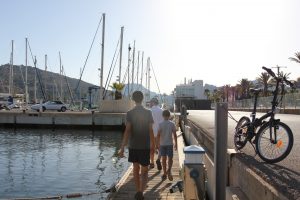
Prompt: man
<box><xmin>149</xmin><ymin>97</ymin><xmax>164</xmax><ymax>170</ymax></box>
<box><xmin>118</xmin><ymin>91</ymin><xmax>155</xmax><ymax>200</ymax></box>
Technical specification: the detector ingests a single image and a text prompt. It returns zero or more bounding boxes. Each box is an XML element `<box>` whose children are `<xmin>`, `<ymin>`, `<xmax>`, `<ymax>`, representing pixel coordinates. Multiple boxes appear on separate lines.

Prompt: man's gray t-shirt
<box><xmin>127</xmin><ymin>105</ymin><xmax>154</xmax><ymax>149</ymax></box>
<box><xmin>158</xmin><ymin>120</ymin><xmax>176</xmax><ymax>146</ymax></box>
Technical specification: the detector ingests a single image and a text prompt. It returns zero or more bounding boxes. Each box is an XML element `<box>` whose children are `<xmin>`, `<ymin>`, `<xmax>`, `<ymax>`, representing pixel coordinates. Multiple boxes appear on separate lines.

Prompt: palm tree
<box><xmin>238</xmin><ymin>79</ymin><xmax>252</xmax><ymax>99</ymax></box>
<box><xmin>212</xmin><ymin>89</ymin><xmax>221</xmax><ymax>103</ymax></box>
<box><xmin>110</xmin><ymin>82</ymin><xmax>125</xmax><ymax>100</ymax></box>
<box><xmin>224</xmin><ymin>85</ymin><xmax>230</xmax><ymax>102</ymax></box>
<box><xmin>204</xmin><ymin>89</ymin><xmax>210</xmax><ymax>100</ymax></box>
<box><xmin>256</xmin><ymin>72</ymin><xmax>271</xmax><ymax>96</ymax></box>
<box><xmin>289</xmin><ymin>52</ymin><xmax>300</xmax><ymax>64</ymax></box>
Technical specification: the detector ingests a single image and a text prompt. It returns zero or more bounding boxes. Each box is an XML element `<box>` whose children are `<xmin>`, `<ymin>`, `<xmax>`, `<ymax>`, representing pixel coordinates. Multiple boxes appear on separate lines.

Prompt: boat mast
<box><xmin>45</xmin><ymin>54</ymin><xmax>47</xmax><ymax>99</ymax></box>
<box><xmin>136</xmin><ymin>51</ymin><xmax>140</xmax><ymax>88</ymax></box>
<box><xmin>25</xmin><ymin>38</ymin><xmax>29</xmax><ymax>104</ymax></box>
<box><xmin>34</xmin><ymin>56</ymin><xmax>37</xmax><ymax>103</ymax></box>
<box><xmin>9</xmin><ymin>40</ymin><xmax>14</xmax><ymax>95</ymax></box>
<box><xmin>131</xmin><ymin>40</ymin><xmax>135</xmax><ymax>91</ymax></box>
<box><xmin>59</xmin><ymin>52</ymin><xmax>63</xmax><ymax>101</ymax></box>
<box><xmin>140</xmin><ymin>51</ymin><xmax>144</xmax><ymax>92</ymax></box>
<box><xmin>119</xmin><ymin>26</ymin><xmax>124</xmax><ymax>84</ymax></box>
<box><xmin>147</xmin><ymin>57</ymin><xmax>151</xmax><ymax>101</ymax></box>
<box><xmin>100</xmin><ymin>13</ymin><xmax>105</xmax><ymax>100</ymax></box>
<box><xmin>127</xmin><ymin>44</ymin><xmax>131</xmax><ymax>97</ymax></box>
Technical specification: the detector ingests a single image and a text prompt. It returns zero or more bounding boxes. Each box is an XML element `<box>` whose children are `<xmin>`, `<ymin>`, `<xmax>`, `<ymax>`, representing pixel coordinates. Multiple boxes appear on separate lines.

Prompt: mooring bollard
<box><xmin>183</xmin><ymin>145</ymin><xmax>206</xmax><ymax>200</ymax></box>
<box><xmin>214</xmin><ymin>103</ymin><xmax>228</xmax><ymax>200</ymax></box>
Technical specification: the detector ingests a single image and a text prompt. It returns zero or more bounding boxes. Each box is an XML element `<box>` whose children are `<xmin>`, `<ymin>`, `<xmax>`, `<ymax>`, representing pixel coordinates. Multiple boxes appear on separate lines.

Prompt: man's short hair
<box><xmin>150</xmin><ymin>97</ymin><xmax>159</xmax><ymax>105</ymax></box>
<box><xmin>162</xmin><ymin>109</ymin><xmax>170</xmax><ymax>117</ymax></box>
<box><xmin>132</xmin><ymin>91</ymin><xmax>143</xmax><ymax>103</ymax></box>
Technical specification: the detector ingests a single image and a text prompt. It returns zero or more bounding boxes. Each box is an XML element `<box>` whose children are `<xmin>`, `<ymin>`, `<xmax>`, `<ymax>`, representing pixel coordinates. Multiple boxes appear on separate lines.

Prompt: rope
<box><xmin>27</xmin><ymin>39</ymin><xmax>47</xmax><ymax>101</ymax></box>
<box><xmin>149</xmin><ymin>60</ymin><xmax>162</xmax><ymax>102</ymax></box>
<box><xmin>102</xmin><ymin>39</ymin><xmax>120</xmax><ymax>99</ymax></box>
<box><xmin>105</xmin><ymin>50</ymin><xmax>120</xmax><ymax>97</ymax></box>
<box><xmin>75</xmin><ymin>15</ymin><xmax>103</xmax><ymax>94</ymax></box>
<box><xmin>227</xmin><ymin>110</ymin><xmax>239</xmax><ymax>123</ymax></box>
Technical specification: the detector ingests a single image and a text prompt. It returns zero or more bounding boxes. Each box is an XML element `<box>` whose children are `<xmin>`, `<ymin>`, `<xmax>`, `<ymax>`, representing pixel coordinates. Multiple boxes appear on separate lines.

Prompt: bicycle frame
<box><xmin>249</xmin><ymin>76</ymin><xmax>283</xmax><ymax>143</ymax></box>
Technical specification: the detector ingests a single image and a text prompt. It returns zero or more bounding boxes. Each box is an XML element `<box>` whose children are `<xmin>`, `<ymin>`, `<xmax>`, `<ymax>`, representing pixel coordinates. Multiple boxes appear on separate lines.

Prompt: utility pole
<box><xmin>272</xmin><ymin>65</ymin><xmax>287</xmax><ymax>76</ymax></box>
<box><xmin>100</xmin><ymin>13</ymin><xmax>105</xmax><ymax>100</ymax></box>
<box><xmin>127</xmin><ymin>44</ymin><xmax>131</xmax><ymax>97</ymax></box>
<box><xmin>119</xmin><ymin>26</ymin><xmax>124</xmax><ymax>84</ymax></box>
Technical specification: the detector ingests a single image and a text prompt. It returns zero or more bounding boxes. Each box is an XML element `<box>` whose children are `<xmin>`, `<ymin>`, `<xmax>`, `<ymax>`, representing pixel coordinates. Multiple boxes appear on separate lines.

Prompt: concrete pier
<box><xmin>0</xmin><ymin>110</ymin><xmax>126</xmax><ymax>129</ymax></box>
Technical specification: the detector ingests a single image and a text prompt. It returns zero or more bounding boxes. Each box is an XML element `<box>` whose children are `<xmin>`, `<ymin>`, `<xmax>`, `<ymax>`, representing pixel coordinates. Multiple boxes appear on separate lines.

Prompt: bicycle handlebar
<box><xmin>262</xmin><ymin>66</ymin><xmax>295</xmax><ymax>88</ymax></box>
<box><xmin>262</xmin><ymin>66</ymin><xmax>276</xmax><ymax>78</ymax></box>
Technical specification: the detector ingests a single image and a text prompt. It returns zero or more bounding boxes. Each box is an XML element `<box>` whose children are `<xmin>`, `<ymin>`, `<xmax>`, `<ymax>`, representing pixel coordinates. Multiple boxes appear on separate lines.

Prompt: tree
<box><xmin>110</xmin><ymin>82</ymin><xmax>125</xmax><ymax>100</ymax></box>
<box><xmin>204</xmin><ymin>89</ymin><xmax>210</xmax><ymax>100</ymax></box>
<box><xmin>289</xmin><ymin>52</ymin><xmax>300</xmax><ymax>64</ymax></box>
<box><xmin>238</xmin><ymin>79</ymin><xmax>252</xmax><ymax>99</ymax></box>
<box><xmin>211</xmin><ymin>89</ymin><xmax>221</xmax><ymax>103</ymax></box>
<box><xmin>256</xmin><ymin>72</ymin><xmax>271</xmax><ymax>96</ymax></box>
<box><xmin>223</xmin><ymin>85</ymin><xmax>230</xmax><ymax>102</ymax></box>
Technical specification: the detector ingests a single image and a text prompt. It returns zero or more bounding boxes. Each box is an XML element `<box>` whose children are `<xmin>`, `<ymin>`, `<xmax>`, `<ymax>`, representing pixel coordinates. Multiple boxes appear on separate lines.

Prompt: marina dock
<box><xmin>0</xmin><ymin>110</ymin><xmax>126</xmax><ymax>128</ymax></box>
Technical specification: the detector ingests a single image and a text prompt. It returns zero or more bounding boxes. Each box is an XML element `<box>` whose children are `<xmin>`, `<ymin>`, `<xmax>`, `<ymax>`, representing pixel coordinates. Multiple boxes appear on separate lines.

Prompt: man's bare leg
<box><xmin>133</xmin><ymin>163</ymin><xmax>141</xmax><ymax>192</ymax></box>
<box><xmin>140</xmin><ymin>165</ymin><xmax>149</xmax><ymax>192</ymax></box>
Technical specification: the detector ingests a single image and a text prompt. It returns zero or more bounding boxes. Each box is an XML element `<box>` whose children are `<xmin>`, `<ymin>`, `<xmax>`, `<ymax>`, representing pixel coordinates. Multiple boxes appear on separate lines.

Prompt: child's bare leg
<box><xmin>162</xmin><ymin>156</ymin><xmax>167</xmax><ymax>175</ymax></box>
<box><xmin>167</xmin><ymin>156</ymin><xmax>173</xmax><ymax>173</ymax></box>
<box><xmin>167</xmin><ymin>157</ymin><xmax>174</xmax><ymax>181</ymax></box>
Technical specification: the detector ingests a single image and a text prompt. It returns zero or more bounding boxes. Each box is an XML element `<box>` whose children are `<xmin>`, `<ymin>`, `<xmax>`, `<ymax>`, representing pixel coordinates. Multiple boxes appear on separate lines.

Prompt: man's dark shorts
<box><xmin>128</xmin><ymin>149</ymin><xmax>150</xmax><ymax>166</ymax></box>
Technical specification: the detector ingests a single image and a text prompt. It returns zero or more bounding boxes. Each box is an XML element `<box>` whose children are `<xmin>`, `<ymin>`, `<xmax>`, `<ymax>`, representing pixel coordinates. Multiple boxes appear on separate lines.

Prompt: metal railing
<box><xmin>228</xmin><ymin>93</ymin><xmax>300</xmax><ymax>110</ymax></box>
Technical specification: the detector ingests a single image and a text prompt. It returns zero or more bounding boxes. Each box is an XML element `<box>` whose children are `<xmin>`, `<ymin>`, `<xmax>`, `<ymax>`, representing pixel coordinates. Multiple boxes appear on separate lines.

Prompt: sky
<box><xmin>1</xmin><ymin>0</ymin><xmax>300</xmax><ymax>95</ymax></box>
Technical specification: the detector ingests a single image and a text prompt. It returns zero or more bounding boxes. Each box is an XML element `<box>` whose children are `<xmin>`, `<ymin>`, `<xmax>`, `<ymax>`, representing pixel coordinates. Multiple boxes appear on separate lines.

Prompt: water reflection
<box><xmin>0</xmin><ymin>128</ymin><xmax>129</xmax><ymax>199</ymax></box>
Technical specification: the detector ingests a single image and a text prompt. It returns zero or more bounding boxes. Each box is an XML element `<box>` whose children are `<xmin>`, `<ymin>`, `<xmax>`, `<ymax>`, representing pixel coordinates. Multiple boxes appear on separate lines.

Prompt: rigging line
<box><xmin>62</xmin><ymin>66</ymin><xmax>75</xmax><ymax>105</ymax></box>
<box><xmin>121</xmin><ymin>53</ymin><xmax>132</xmax><ymax>84</ymax></box>
<box><xmin>122</xmin><ymin>66</ymin><xmax>128</xmax><ymax>85</ymax></box>
<box><xmin>149</xmin><ymin>60</ymin><xmax>162</xmax><ymax>102</ymax></box>
<box><xmin>102</xmin><ymin>38</ymin><xmax>120</xmax><ymax>96</ymax></box>
<box><xmin>75</xmin><ymin>15</ymin><xmax>103</xmax><ymax>93</ymax></box>
<box><xmin>103</xmin><ymin>50</ymin><xmax>120</xmax><ymax>99</ymax></box>
<box><xmin>27</xmin><ymin>39</ymin><xmax>46</xmax><ymax>101</ymax></box>
<box><xmin>122</xmin><ymin>70</ymin><xmax>128</xmax><ymax>96</ymax></box>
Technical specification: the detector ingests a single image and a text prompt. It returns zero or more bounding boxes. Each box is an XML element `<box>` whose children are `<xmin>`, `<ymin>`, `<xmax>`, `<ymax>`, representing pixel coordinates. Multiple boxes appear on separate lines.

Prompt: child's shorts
<box><xmin>160</xmin><ymin>145</ymin><xmax>173</xmax><ymax>158</ymax></box>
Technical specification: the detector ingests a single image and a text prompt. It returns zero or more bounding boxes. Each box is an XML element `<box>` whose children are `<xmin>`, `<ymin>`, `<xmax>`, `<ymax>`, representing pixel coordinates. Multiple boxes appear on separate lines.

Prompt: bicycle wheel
<box><xmin>234</xmin><ymin>116</ymin><xmax>250</xmax><ymax>150</ymax></box>
<box><xmin>256</xmin><ymin>121</ymin><xmax>294</xmax><ymax>163</ymax></box>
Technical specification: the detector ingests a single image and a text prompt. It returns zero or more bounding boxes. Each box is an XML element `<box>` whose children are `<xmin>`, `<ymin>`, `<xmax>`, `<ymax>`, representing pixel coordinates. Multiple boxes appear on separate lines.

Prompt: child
<box><xmin>156</xmin><ymin>109</ymin><xmax>177</xmax><ymax>181</ymax></box>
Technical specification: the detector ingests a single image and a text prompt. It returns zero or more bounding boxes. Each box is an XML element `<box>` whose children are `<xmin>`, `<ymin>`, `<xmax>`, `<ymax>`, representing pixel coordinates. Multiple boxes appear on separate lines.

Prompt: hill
<box><xmin>0</xmin><ymin>64</ymin><xmax>95</xmax><ymax>102</ymax></box>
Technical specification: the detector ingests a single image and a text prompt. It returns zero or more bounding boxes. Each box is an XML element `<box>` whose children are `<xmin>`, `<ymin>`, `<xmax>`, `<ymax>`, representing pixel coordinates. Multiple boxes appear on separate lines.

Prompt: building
<box><xmin>175</xmin><ymin>79</ymin><xmax>205</xmax><ymax>100</ymax></box>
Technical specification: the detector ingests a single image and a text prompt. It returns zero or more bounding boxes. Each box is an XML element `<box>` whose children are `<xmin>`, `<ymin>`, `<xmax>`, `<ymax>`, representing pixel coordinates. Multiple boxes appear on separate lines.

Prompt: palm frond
<box><xmin>289</xmin><ymin>52</ymin><xmax>300</xmax><ymax>63</ymax></box>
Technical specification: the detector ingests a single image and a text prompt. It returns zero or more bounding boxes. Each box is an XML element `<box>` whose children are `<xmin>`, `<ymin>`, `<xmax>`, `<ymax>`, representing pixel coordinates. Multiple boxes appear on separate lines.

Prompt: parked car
<box><xmin>31</xmin><ymin>101</ymin><xmax>68</xmax><ymax>112</ymax></box>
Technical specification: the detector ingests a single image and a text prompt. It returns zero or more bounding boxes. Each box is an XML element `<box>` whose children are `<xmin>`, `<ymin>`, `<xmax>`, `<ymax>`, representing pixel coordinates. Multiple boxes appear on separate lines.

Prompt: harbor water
<box><xmin>0</xmin><ymin>128</ymin><xmax>130</xmax><ymax>199</ymax></box>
